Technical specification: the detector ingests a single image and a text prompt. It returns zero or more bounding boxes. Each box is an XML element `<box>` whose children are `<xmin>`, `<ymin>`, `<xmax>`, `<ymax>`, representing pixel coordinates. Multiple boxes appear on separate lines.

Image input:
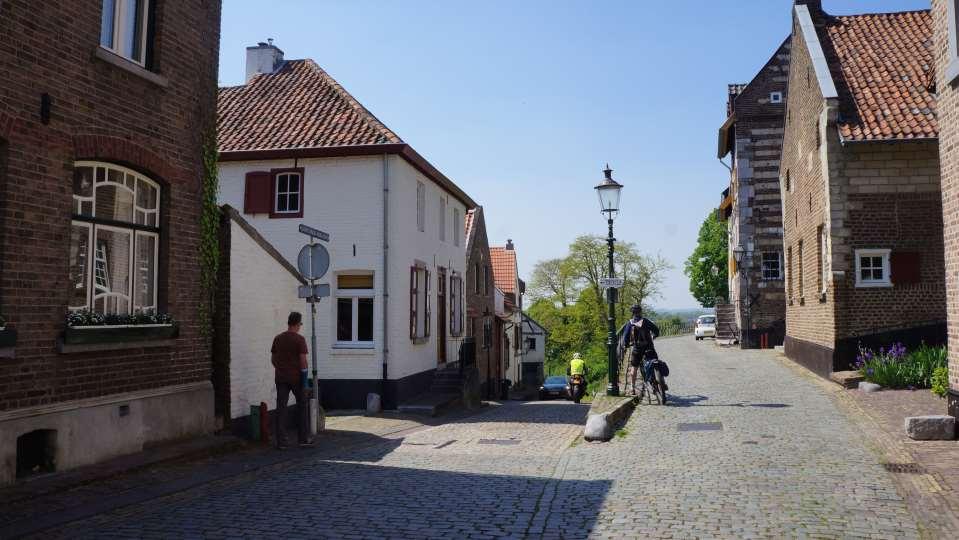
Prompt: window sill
<box><xmin>333</xmin><ymin>342</ymin><xmax>374</xmax><ymax>350</ymax></box>
<box><xmin>855</xmin><ymin>282</ymin><xmax>892</xmax><ymax>289</ymax></box>
<box><xmin>94</xmin><ymin>47</ymin><xmax>169</xmax><ymax>88</ymax></box>
<box><xmin>412</xmin><ymin>337</ymin><xmax>429</xmax><ymax>345</ymax></box>
<box><xmin>59</xmin><ymin>324</ymin><xmax>178</xmax><ymax>353</ymax></box>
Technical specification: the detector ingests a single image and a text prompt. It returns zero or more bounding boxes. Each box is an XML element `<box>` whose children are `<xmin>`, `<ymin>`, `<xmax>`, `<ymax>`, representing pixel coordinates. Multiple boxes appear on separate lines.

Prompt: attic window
<box><xmin>770</xmin><ymin>92</ymin><xmax>783</xmax><ymax>104</ymax></box>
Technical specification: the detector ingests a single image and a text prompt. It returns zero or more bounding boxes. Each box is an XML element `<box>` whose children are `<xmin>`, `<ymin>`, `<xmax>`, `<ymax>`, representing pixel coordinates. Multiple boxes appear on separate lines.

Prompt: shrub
<box><xmin>66</xmin><ymin>309</ymin><xmax>175</xmax><ymax>327</ymax></box>
<box><xmin>856</xmin><ymin>343</ymin><xmax>947</xmax><ymax>389</ymax></box>
<box><xmin>931</xmin><ymin>366</ymin><xmax>949</xmax><ymax>399</ymax></box>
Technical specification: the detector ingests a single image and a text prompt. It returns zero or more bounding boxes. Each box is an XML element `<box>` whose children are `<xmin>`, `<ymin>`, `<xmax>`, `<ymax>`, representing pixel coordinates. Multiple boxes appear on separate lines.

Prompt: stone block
<box><xmin>830</xmin><ymin>370</ymin><xmax>864</xmax><ymax>389</ymax></box>
<box><xmin>904</xmin><ymin>415</ymin><xmax>956</xmax><ymax>440</ymax></box>
<box><xmin>859</xmin><ymin>382</ymin><xmax>882</xmax><ymax>393</ymax></box>
<box><xmin>584</xmin><ymin>413</ymin><xmax>613</xmax><ymax>442</ymax></box>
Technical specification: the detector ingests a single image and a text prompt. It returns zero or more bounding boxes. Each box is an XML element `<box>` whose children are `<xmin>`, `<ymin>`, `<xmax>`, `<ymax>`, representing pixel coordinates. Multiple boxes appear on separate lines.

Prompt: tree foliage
<box><xmin>526</xmin><ymin>235</ymin><xmax>672</xmax><ymax>393</ymax></box>
<box><xmin>683</xmin><ymin>211</ymin><xmax>728</xmax><ymax>307</ymax></box>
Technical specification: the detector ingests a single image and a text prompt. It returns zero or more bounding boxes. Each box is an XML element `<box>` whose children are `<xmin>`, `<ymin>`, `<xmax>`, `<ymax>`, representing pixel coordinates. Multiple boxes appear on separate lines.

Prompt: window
<box><xmin>409</xmin><ymin>265</ymin><xmax>431</xmax><ymax>340</ymax></box>
<box><xmin>947</xmin><ymin>0</ymin><xmax>959</xmax><ymax>83</ymax></box>
<box><xmin>526</xmin><ymin>337</ymin><xmax>536</xmax><ymax>351</ymax></box>
<box><xmin>855</xmin><ymin>249</ymin><xmax>892</xmax><ymax>288</ymax></box>
<box><xmin>761</xmin><ymin>252</ymin><xmax>782</xmax><ymax>280</ymax></box>
<box><xmin>798</xmin><ymin>240</ymin><xmax>804</xmax><ymax>300</ymax></box>
<box><xmin>817</xmin><ymin>226</ymin><xmax>827</xmax><ymax>295</ymax></box>
<box><xmin>271</xmin><ymin>169</ymin><xmax>303</xmax><ymax>218</ymax></box>
<box><xmin>439</xmin><ymin>196</ymin><xmax>447</xmax><ymax>242</ymax></box>
<box><xmin>100</xmin><ymin>0</ymin><xmax>152</xmax><ymax>66</ymax></box>
<box><xmin>787</xmin><ymin>246</ymin><xmax>793</xmax><ymax>303</ymax></box>
<box><xmin>336</xmin><ymin>274</ymin><xmax>374</xmax><ymax>347</ymax></box>
<box><xmin>770</xmin><ymin>91</ymin><xmax>783</xmax><ymax>104</ymax></box>
<box><xmin>416</xmin><ymin>182</ymin><xmax>425</xmax><ymax>232</ymax></box>
<box><xmin>70</xmin><ymin>162</ymin><xmax>160</xmax><ymax>315</ymax></box>
<box><xmin>450</xmin><ymin>274</ymin><xmax>464</xmax><ymax>336</ymax></box>
<box><xmin>453</xmin><ymin>208</ymin><xmax>461</xmax><ymax>247</ymax></box>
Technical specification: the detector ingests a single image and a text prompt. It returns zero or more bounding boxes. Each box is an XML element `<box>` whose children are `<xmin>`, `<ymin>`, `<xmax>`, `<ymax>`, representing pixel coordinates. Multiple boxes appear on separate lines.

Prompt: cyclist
<box><xmin>619</xmin><ymin>304</ymin><xmax>662</xmax><ymax>396</ymax></box>
<box><xmin>567</xmin><ymin>352</ymin><xmax>587</xmax><ymax>378</ymax></box>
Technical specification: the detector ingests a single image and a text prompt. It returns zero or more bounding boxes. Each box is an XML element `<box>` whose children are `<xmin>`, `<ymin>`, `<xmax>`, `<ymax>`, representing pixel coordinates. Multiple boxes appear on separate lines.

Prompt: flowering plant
<box><xmin>66</xmin><ymin>309</ymin><xmax>175</xmax><ymax>328</ymax></box>
<box><xmin>856</xmin><ymin>342</ymin><xmax>946</xmax><ymax>389</ymax></box>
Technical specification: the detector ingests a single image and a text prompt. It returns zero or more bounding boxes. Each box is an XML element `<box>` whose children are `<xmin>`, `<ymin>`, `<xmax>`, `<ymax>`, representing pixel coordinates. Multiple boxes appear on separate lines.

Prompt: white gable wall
<box><xmin>219</xmin><ymin>156</ymin><xmax>385</xmax><ymax>382</ymax></box>
<box><xmin>228</xmin><ymin>219</ymin><xmax>303</xmax><ymax>419</ymax></box>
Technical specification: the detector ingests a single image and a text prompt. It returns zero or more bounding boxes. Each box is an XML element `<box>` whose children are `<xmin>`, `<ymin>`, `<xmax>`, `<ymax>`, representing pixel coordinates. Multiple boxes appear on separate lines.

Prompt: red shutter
<box><xmin>410</xmin><ymin>267</ymin><xmax>417</xmax><ymax>339</ymax></box>
<box><xmin>891</xmin><ymin>252</ymin><xmax>921</xmax><ymax>285</ymax></box>
<box><xmin>425</xmin><ymin>269</ymin><xmax>432</xmax><ymax>338</ymax></box>
<box><xmin>244</xmin><ymin>171</ymin><xmax>272</xmax><ymax>214</ymax></box>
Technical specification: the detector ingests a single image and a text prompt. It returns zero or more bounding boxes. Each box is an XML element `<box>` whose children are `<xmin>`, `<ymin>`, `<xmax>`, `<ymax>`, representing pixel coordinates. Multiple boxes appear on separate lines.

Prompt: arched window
<box><xmin>69</xmin><ymin>162</ymin><xmax>160</xmax><ymax>314</ymax></box>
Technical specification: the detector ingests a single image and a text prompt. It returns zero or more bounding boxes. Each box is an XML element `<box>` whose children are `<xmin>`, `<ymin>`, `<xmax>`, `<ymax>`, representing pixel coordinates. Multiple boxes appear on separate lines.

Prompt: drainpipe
<box><xmin>381</xmin><ymin>154</ymin><xmax>390</xmax><ymax>403</ymax></box>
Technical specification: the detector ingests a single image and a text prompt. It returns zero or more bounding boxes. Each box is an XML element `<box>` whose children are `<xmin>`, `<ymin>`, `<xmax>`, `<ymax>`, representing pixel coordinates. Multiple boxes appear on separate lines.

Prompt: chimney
<box><xmin>794</xmin><ymin>0</ymin><xmax>824</xmax><ymax>16</ymax></box>
<box><xmin>506</xmin><ymin>239</ymin><xmax>514</xmax><ymax>251</ymax></box>
<box><xmin>245</xmin><ymin>39</ymin><xmax>284</xmax><ymax>83</ymax></box>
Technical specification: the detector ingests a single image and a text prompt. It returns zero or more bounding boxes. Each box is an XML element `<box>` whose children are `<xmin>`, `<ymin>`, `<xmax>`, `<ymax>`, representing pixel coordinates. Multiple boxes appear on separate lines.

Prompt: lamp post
<box><xmin>733</xmin><ymin>245</ymin><xmax>750</xmax><ymax>349</ymax></box>
<box><xmin>595</xmin><ymin>164</ymin><xmax>623</xmax><ymax>397</ymax></box>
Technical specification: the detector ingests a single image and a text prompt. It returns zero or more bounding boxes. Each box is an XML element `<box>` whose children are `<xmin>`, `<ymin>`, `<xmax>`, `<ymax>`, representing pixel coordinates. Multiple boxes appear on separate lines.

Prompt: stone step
<box><xmin>397</xmin><ymin>393</ymin><xmax>460</xmax><ymax>417</ymax></box>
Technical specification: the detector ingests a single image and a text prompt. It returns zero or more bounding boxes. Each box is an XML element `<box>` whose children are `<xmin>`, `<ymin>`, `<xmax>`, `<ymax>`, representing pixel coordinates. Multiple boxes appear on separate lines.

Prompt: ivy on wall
<box><xmin>198</xmin><ymin>127</ymin><xmax>220</xmax><ymax>336</ymax></box>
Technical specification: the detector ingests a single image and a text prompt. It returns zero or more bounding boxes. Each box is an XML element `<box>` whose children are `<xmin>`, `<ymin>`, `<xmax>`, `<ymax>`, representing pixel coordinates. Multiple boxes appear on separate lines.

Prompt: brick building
<box><xmin>0</xmin><ymin>1</ymin><xmax>221</xmax><ymax>484</ymax></box>
<box><xmin>932</xmin><ymin>0</ymin><xmax>959</xmax><ymax>416</ymax></box>
<box><xmin>782</xmin><ymin>1</ymin><xmax>945</xmax><ymax>377</ymax></box>
<box><xmin>490</xmin><ymin>241</ymin><xmax>527</xmax><ymax>385</ymax></box>
<box><xmin>464</xmin><ymin>207</ymin><xmax>503</xmax><ymax>399</ymax></box>
<box><xmin>717</xmin><ymin>39</ymin><xmax>791</xmax><ymax>348</ymax></box>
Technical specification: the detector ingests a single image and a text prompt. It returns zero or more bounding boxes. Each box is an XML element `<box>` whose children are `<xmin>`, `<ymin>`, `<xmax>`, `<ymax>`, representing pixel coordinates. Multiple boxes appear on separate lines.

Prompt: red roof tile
<box><xmin>490</xmin><ymin>247</ymin><xmax>517</xmax><ymax>294</ymax></box>
<box><xmin>218</xmin><ymin>60</ymin><xmax>402</xmax><ymax>152</ymax></box>
<box><xmin>823</xmin><ymin>10</ymin><xmax>937</xmax><ymax>141</ymax></box>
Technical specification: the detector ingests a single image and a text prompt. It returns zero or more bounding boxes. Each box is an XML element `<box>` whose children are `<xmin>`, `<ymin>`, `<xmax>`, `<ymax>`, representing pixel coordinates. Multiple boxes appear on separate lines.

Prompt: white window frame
<box><xmin>416</xmin><ymin>182</ymin><xmax>425</xmax><ymax>232</ymax></box>
<box><xmin>761</xmin><ymin>251</ymin><xmax>782</xmax><ymax>280</ymax></box>
<box><xmin>770</xmin><ymin>91</ymin><xmax>783</xmax><ymax>104</ymax></box>
<box><xmin>855</xmin><ymin>249</ymin><xmax>892</xmax><ymax>288</ymax></box>
<box><xmin>439</xmin><ymin>196</ymin><xmax>447</xmax><ymax>242</ymax></box>
<box><xmin>69</xmin><ymin>222</ymin><xmax>94</xmax><ymax>311</ymax></box>
<box><xmin>100</xmin><ymin>0</ymin><xmax>151</xmax><ymax>66</ymax></box>
<box><xmin>450</xmin><ymin>274</ymin><xmax>464</xmax><ymax>336</ymax></box>
<box><xmin>410</xmin><ymin>265</ymin><xmax>431</xmax><ymax>340</ymax></box>
<box><xmin>334</xmin><ymin>289</ymin><xmax>375</xmax><ymax>349</ymax></box>
<box><xmin>819</xmin><ymin>226</ymin><xmax>828</xmax><ymax>295</ymax></box>
<box><xmin>948</xmin><ymin>0</ymin><xmax>959</xmax><ymax>83</ymax></box>
<box><xmin>71</xmin><ymin>161</ymin><xmax>161</xmax><ymax>315</ymax></box>
<box><xmin>273</xmin><ymin>172</ymin><xmax>302</xmax><ymax>215</ymax></box>
<box><xmin>92</xmin><ymin>223</ymin><xmax>134</xmax><ymax>315</ymax></box>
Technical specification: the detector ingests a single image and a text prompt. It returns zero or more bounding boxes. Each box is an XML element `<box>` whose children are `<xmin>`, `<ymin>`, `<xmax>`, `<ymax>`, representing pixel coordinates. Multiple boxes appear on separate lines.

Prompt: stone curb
<box><xmin>583</xmin><ymin>396</ymin><xmax>638</xmax><ymax>442</ymax></box>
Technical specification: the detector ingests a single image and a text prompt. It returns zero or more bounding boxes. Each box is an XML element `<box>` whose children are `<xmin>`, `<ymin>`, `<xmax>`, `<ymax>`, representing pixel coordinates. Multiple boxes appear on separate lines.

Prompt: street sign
<box><xmin>297</xmin><ymin>244</ymin><xmax>330</xmax><ymax>280</ymax></box>
<box><xmin>599</xmin><ymin>277</ymin><xmax>625</xmax><ymax>288</ymax></box>
<box><xmin>298</xmin><ymin>283</ymin><xmax>331</xmax><ymax>299</ymax></box>
<box><xmin>298</xmin><ymin>224</ymin><xmax>330</xmax><ymax>242</ymax></box>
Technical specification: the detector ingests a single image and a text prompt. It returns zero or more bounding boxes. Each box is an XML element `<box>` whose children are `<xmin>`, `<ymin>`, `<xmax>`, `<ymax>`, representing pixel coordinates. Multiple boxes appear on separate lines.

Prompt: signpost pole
<box><xmin>296</xmin><ymin>225</ymin><xmax>331</xmax><ymax>435</ymax></box>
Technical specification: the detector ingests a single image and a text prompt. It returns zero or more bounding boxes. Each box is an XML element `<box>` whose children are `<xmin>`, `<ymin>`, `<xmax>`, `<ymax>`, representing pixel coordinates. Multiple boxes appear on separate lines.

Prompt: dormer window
<box><xmin>100</xmin><ymin>0</ymin><xmax>153</xmax><ymax>66</ymax></box>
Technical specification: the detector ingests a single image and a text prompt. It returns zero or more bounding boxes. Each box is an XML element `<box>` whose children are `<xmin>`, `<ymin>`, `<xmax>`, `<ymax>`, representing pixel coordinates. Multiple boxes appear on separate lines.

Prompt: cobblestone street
<box><xmin>31</xmin><ymin>337</ymin><xmax>922</xmax><ymax>539</ymax></box>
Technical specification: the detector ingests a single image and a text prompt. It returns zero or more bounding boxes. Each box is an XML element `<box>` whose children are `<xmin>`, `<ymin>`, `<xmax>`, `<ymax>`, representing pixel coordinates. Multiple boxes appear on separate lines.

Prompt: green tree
<box><xmin>684</xmin><ymin>211</ymin><xmax>729</xmax><ymax>307</ymax></box>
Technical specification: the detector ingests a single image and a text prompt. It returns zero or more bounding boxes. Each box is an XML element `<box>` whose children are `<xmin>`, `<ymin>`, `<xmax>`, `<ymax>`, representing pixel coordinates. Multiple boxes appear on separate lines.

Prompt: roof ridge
<box><xmin>833</xmin><ymin>9</ymin><xmax>931</xmax><ymax>19</ymax></box>
<box><xmin>301</xmin><ymin>59</ymin><xmax>403</xmax><ymax>144</ymax></box>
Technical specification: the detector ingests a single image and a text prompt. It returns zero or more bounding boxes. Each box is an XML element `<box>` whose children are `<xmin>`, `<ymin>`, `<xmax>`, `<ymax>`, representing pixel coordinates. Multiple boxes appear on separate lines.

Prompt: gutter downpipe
<box><xmin>382</xmin><ymin>154</ymin><xmax>390</xmax><ymax>405</ymax></box>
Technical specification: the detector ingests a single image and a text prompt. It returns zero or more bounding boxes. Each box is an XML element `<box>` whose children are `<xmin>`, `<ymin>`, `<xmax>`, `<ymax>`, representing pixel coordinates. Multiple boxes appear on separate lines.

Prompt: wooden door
<box><xmin>437</xmin><ymin>268</ymin><xmax>447</xmax><ymax>364</ymax></box>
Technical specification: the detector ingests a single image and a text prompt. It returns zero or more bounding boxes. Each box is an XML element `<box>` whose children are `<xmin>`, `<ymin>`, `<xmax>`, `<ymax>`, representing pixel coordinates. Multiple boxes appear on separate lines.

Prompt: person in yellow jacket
<box><xmin>567</xmin><ymin>352</ymin><xmax>587</xmax><ymax>377</ymax></box>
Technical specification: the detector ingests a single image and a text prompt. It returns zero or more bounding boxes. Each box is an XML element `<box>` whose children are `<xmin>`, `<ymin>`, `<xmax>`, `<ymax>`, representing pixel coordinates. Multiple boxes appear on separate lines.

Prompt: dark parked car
<box><xmin>539</xmin><ymin>376</ymin><xmax>570</xmax><ymax>400</ymax></box>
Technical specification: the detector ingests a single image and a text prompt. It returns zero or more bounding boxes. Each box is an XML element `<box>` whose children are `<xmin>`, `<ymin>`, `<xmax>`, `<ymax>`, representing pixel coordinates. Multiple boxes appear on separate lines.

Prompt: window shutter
<box><xmin>410</xmin><ymin>267</ymin><xmax>417</xmax><ymax>339</ymax></box>
<box><xmin>891</xmin><ymin>252</ymin><xmax>921</xmax><ymax>285</ymax></box>
<box><xmin>244</xmin><ymin>171</ymin><xmax>272</xmax><ymax>214</ymax></box>
<box><xmin>449</xmin><ymin>277</ymin><xmax>456</xmax><ymax>334</ymax></box>
<box><xmin>425</xmin><ymin>269</ymin><xmax>432</xmax><ymax>338</ymax></box>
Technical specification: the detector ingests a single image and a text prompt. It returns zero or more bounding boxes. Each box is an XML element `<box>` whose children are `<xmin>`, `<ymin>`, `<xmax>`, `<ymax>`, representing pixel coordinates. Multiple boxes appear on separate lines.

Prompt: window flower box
<box><xmin>62</xmin><ymin>323</ymin><xmax>178</xmax><ymax>346</ymax></box>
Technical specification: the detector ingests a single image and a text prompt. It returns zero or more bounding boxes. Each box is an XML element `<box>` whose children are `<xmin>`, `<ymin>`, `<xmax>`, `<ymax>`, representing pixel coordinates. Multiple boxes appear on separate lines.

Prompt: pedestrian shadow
<box><xmin>64</xmin><ymin>458</ymin><xmax>613</xmax><ymax>539</ymax></box>
<box><xmin>667</xmin><ymin>395</ymin><xmax>791</xmax><ymax>409</ymax></box>
<box><xmin>453</xmin><ymin>401</ymin><xmax>591</xmax><ymax>426</ymax></box>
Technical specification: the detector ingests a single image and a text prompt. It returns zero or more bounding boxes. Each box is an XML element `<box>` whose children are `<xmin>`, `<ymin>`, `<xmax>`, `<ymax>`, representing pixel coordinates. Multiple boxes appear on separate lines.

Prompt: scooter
<box><xmin>569</xmin><ymin>374</ymin><xmax>586</xmax><ymax>404</ymax></box>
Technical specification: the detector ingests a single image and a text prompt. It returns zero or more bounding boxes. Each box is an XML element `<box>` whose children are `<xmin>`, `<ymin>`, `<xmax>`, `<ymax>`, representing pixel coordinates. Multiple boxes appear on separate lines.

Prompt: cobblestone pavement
<box><xmin>34</xmin><ymin>337</ymin><xmax>923</xmax><ymax>539</ymax></box>
<box><xmin>562</xmin><ymin>337</ymin><xmax>921</xmax><ymax>539</ymax></box>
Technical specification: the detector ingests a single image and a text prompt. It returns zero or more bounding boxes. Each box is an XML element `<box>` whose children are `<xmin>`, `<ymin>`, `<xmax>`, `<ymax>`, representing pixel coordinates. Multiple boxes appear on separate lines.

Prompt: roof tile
<box><xmin>489</xmin><ymin>247</ymin><xmax>517</xmax><ymax>294</ymax></box>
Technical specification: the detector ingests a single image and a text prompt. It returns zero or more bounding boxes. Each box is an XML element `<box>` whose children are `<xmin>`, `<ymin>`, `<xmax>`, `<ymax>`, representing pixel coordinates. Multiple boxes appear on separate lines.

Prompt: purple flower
<box><xmin>867</xmin><ymin>368</ymin><xmax>874</xmax><ymax>376</ymax></box>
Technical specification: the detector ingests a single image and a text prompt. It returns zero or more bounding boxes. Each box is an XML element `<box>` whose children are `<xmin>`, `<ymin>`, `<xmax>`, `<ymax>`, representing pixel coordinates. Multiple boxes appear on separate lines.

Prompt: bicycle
<box><xmin>633</xmin><ymin>348</ymin><xmax>667</xmax><ymax>406</ymax></box>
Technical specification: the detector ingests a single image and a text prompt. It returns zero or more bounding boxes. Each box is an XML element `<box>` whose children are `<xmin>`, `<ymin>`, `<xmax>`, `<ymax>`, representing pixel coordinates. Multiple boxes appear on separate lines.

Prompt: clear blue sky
<box><xmin>218</xmin><ymin>0</ymin><xmax>930</xmax><ymax>310</ymax></box>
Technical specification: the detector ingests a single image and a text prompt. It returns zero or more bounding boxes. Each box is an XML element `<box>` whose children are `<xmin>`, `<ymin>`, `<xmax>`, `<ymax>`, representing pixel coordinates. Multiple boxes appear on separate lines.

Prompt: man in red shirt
<box><xmin>271</xmin><ymin>312</ymin><xmax>312</xmax><ymax>449</ymax></box>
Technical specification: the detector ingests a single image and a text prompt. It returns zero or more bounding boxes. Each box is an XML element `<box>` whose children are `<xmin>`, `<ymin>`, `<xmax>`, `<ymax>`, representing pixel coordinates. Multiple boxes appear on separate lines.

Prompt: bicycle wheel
<box><xmin>654</xmin><ymin>368</ymin><xmax>667</xmax><ymax>405</ymax></box>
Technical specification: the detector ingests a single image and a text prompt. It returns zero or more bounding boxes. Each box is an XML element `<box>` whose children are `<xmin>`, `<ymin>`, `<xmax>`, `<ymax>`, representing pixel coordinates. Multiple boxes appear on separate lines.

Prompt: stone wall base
<box><xmin>0</xmin><ymin>382</ymin><xmax>214</xmax><ymax>486</ymax></box>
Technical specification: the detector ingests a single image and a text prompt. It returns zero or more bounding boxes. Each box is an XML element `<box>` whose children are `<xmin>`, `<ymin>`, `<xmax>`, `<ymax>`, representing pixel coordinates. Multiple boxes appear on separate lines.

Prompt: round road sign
<box><xmin>297</xmin><ymin>243</ymin><xmax>330</xmax><ymax>280</ymax></box>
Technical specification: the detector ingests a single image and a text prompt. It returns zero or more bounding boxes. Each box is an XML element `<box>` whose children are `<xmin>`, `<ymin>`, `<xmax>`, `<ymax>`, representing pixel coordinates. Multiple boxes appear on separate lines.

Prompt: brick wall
<box><xmin>727</xmin><ymin>39</ymin><xmax>790</xmax><ymax>345</ymax></box>
<box><xmin>932</xmin><ymin>0</ymin><xmax>959</xmax><ymax>400</ymax></box>
<box><xmin>465</xmin><ymin>210</ymin><xmax>500</xmax><ymax>397</ymax></box>
<box><xmin>781</xmin><ymin>10</ymin><xmax>837</xmax><ymax>352</ymax></box>
<box><xmin>0</xmin><ymin>0</ymin><xmax>222</xmax><ymax>411</ymax></box>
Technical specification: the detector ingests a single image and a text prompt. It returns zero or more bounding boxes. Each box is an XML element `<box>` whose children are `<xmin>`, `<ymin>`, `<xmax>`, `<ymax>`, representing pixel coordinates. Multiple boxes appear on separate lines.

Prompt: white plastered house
<box><xmin>216</xmin><ymin>43</ymin><xmax>476</xmax><ymax>410</ymax></box>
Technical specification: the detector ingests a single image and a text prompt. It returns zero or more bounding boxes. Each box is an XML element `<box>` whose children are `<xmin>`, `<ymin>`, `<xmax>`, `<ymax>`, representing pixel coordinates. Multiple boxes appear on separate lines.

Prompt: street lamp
<box><xmin>732</xmin><ymin>246</ymin><xmax>751</xmax><ymax>349</ymax></box>
<box><xmin>595</xmin><ymin>164</ymin><xmax>623</xmax><ymax>397</ymax></box>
